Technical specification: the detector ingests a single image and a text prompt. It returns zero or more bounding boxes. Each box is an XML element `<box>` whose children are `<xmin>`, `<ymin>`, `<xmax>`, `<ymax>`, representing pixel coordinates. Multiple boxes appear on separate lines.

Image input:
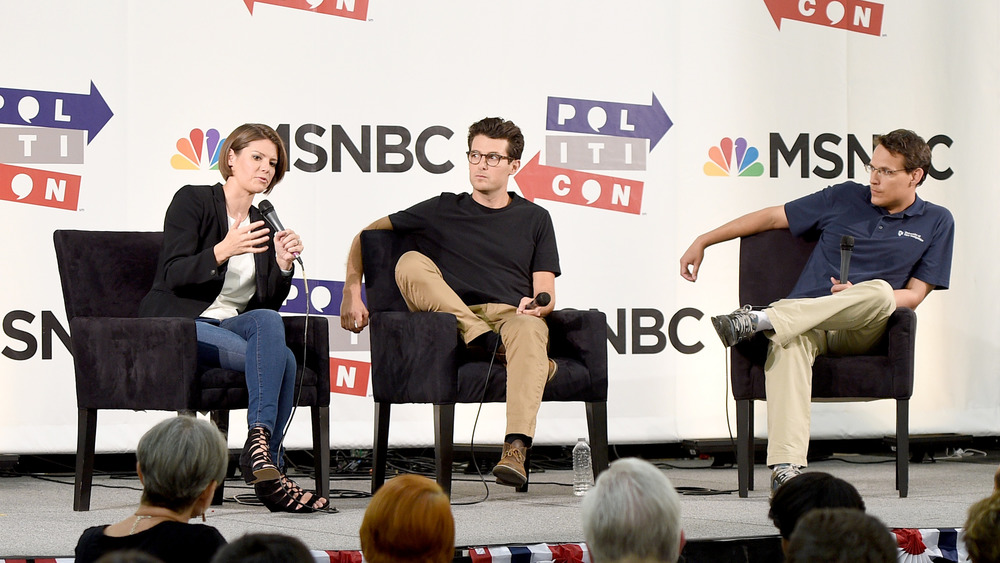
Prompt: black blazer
<box><xmin>138</xmin><ymin>183</ymin><xmax>292</xmax><ymax>318</ymax></box>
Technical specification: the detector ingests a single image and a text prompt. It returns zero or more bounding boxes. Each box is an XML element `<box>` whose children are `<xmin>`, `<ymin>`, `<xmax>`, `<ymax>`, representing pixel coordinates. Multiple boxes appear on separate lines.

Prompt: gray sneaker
<box><xmin>711</xmin><ymin>304</ymin><xmax>758</xmax><ymax>347</ymax></box>
<box><xmin>770</xmin><ymin>464</ymin><xmax>802</xmax><ymax>498</ymax></box>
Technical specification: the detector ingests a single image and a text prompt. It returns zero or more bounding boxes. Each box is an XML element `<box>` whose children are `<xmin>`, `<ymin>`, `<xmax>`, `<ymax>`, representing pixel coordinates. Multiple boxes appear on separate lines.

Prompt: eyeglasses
<box><xmin>864</xmin><ymin>163</ymin><xmax>910</xmax><ymax>177</ymax></box>
<box><xmin>467</xmin><ymin>151</ymin><xmax>515</xmax><ymax>167</ymax></box>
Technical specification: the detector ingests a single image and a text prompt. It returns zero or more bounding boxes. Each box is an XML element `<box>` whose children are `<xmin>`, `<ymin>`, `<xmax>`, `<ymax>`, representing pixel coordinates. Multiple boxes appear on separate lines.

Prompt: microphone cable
<box><xmin>450</xmin><ymin>332</ymin><xmax>502</xmax><ymax>506</ymax></box>
<box><xmin>277</xmin><ymin>263</ymin><xmax>310</xmax><ymax>476</ymax></box>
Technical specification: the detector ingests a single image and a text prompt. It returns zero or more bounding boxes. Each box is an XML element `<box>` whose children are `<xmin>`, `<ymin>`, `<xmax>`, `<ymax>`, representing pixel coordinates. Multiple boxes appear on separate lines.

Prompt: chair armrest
<box><xmin>547</xmin><ymin>309</ymin><xmax>609</xmax><ymax>392</ymax></box>
<box><xmin>886</xmin><ymin>307</ymin><xmax>917</xmax><ymax>397</ymax></box>
<box><xmin>283</xmin><ymin>315</ymin><xmax>331</xmax><ymax>398</ymax></box>
<box><xmin>730</xmin><ymin>307</ymin><xmax>917</xmax><ymax>401</ymax></box>
<box><xmin>70</xmin><ymin>317</ymin><xmax>198</xmax><ymax>410</ymax></box>
<box><xmin>369</xmin><ymin>311</ymin><xmax>460</xmax><ymax>403</ymax></box>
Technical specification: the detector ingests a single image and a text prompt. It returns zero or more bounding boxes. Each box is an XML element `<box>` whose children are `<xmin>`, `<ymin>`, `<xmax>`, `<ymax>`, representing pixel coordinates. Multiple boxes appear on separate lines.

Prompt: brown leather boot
<box><xmin>493</xmin><ymin>439</ymin><xmax>528</xmax><ymax>487</ymax></box>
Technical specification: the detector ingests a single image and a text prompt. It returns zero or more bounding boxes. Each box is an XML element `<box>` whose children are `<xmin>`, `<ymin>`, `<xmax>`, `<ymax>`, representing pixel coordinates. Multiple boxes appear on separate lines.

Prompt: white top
<box><xmin>200</xmin><ymin>215</ymin><xmax>257</xmax><ymax>320</ymax></box>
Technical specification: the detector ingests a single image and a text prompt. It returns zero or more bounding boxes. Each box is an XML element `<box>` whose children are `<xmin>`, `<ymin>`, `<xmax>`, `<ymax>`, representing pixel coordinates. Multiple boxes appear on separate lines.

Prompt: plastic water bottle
<box><xmin>572</xmin><ymin>438</ymin><xmax>593</xmax><ymax>496</ymax></box>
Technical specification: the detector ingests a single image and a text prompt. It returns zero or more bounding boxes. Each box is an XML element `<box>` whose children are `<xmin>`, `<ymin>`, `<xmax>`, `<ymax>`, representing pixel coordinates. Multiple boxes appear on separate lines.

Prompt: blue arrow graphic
<box><xmin>0</xmin><ymin>81</ymin><xmax>114</xmax><ymax>144</ymax></box>
<box><xmin>546</xmin><ymin>93</ymin><xmax>673</xmax><ymax>150</ymax></box>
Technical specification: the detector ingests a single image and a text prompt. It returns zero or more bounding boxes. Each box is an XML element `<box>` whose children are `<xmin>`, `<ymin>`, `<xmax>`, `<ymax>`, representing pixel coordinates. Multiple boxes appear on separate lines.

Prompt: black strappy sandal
<box><xmin>240</xmin><ymin>426</ymin><xmax>280</xmax><ymax>484</ymax></box>
<box><xmin>254</xmin><ymin>474</ymin><xmax>333</xmax><ymax>513</ymax></box>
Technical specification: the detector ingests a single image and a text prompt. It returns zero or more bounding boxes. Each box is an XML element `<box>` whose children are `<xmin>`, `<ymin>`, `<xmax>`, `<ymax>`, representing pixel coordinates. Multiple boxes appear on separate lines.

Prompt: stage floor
<box><xmin>1</xmin><ymin>450</ymin><xmax>996</xmax><ymax>559</ymax></box>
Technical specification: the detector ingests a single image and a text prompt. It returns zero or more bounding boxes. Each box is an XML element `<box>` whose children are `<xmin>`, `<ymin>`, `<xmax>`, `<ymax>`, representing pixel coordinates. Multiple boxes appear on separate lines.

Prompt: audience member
<box><xmin>964</xmin><ymin>494</ymin><xmax>1000</xmax><ymax>563</ymax></box>
<box><xmin>581</xmin><ymin>457</ymin><xmax>684</xmax><ymax>563</ymax></box>
<box><xmin>74</xmin><ymin>417</ymin><xmax>229</xmax><ymax>563</ymax></box>
<box><xmin>211</xmin><ymin>533</ymin><xmax>313</xmax><ymax>563</ymax></box>
<box><xmin>768</xmin><ymin>471</ymin><xmax>865</xmax><ymax>553</ymax></box>
<box><xmin>785</xmin><ymin>508</ymin><xmax>896</xmax><ymax>563</ymax></box>
<box><xmin>359</xmin><ymin>474</ymin><xmax>455</xmax><ymax>563</ymax></box>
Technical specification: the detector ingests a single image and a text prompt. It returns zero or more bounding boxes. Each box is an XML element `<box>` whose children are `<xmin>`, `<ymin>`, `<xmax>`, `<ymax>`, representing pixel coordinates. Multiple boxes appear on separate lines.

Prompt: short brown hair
<box><xmin>360</xmin><ymin>474</ymin><xmax>454</xmax><ymax>563</ymax></box>
<box><xmin>785</xmin><ymin>508</ymin><xmax>896</xmax><ymax>563</ymax></box>
<box><xmin>965</xmin><ymin>494</ymin><xmax>1000</xmax><ymax>563</ymax></box>
<box><xmin>876</xmin><ymin>129</ymin><xmax>932</xmax><ymax>187</ymax></box>
<box><xmin>218</xmin><ymin>123</ymin><xmax>287</xmax><ymax>194</ymax></box>
<box><xmin>468</xmin><ymin>117</ymin><xmax>524</xmax><ymax>160</ymax></box>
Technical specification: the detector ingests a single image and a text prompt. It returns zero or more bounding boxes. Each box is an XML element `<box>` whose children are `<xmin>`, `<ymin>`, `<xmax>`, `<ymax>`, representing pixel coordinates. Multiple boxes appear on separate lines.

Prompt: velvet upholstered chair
<box><xmin>360</xmin><ymin>229</ymin><xmax>610</xmax><ymax>495</ymax></box>
<box><xmin>53</xmin><ymin>230</ymin><xmax>331</xmax><ymax>511</ymax></box>
<box><xmin>731</xmin><ymin>229</ymin><xmax>916</xmax><ymax>498</ymax></box>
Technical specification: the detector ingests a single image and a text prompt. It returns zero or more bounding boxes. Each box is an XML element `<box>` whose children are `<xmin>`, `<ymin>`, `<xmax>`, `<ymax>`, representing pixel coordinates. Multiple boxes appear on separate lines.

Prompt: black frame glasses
<box><xmin>864</xmin><ymin>163</ymin><xmax>910</xmax><ymax>177</ymax></box>
<box><xmin>467</xmin><ymin>151</ymin><xmax>515</xmax><ymax>167</ymax></box>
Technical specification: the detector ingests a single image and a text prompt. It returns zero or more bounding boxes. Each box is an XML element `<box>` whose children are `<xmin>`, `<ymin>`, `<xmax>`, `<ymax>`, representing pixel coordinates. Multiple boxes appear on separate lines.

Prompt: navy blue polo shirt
<box><xmin>784</xmin><ymin>181</ymin><xmax>954</xmax><ymax>299</ymax></box>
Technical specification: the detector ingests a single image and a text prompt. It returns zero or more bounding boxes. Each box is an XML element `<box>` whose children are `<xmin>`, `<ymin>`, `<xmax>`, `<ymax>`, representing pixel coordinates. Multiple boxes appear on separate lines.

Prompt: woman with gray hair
<box><xmin>581</xmin><ymin>457</ymin><xmax>685</xmax><ymax>563</ymax></box>
<box><xmin>74</xmin><ymin>416</ymin><xmax>229</xmax><ymax>563</ymax></box>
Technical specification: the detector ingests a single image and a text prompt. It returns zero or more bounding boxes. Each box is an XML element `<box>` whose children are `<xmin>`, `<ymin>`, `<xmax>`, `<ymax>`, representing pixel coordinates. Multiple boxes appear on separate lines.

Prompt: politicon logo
<box><xmin>763</xmin><ymin>0</ymin><xmax>884</xmax><ymax>36</ymax></box>
<box><xmin>703</xmin><ymin>137</ymin><xmax>765</xmax><ymax>177</ymax></box>
<box><xmin>0</xmin><ymin>81</ymin><xmax>114</xmax><ymax>211</ymax></box>
<box><xmin>243</xmin><ymin>0</ymin><xmax>370</xmax><ymax>21</ymax></box>
<box><xmin>170</xmin><ymin>128</ymin><xmax>225</xmax><ymax>170</ymax></box>
<box><xmin>515</xmin><ymin>93</ymin><xmax>674</xmax><ymax>216</ymax></box>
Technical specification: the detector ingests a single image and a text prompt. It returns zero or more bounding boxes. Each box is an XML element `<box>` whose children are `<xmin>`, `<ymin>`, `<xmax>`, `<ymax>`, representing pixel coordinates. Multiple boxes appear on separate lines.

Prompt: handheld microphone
<box><xmin>839</xmin><ymin>235</ymin><xmax>854</xmax><ymax>284</ymax></box>
<box><xmin>258</xmin><ymin>199</ymin><xmax>303</xmax><ymax>267</ymax></box>
<box><xmin>525</xmin><ymin>292</ymin><xmax>551</xmax><ymax>310</ymax></box>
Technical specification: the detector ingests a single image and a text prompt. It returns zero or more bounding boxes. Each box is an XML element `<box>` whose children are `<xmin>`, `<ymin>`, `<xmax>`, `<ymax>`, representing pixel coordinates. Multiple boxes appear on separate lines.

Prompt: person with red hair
<box><xmin>359</xmin><ymin>474</ymin><xmax>455</xmax><ymax>563</ymax></box>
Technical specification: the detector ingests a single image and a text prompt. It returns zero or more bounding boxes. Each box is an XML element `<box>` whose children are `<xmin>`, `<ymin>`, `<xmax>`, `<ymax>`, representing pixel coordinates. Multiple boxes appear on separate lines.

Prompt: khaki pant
<box><xmin>762</xmin><ymin>279</ymin><xmax>896</xmax><ymax>466</ymax></box>
<box><xmin>394</xmin><ymin>251</ymin><xmax>552</xmax><ymax>438</ymax></box>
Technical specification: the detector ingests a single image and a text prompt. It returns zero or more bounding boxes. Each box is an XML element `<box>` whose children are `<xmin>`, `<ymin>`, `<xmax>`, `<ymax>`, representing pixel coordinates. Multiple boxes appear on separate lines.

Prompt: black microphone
<box><xmin>840</xmin><ymin>235</ymin><xmax>854</xmax><ymax>284</ymax></box>
<box><xmin>258</xmin><ymin>199</ymin><xmax>303</xmax><ymax>267</ymax></box>
<box><xmin>525</xmin><ymin>292</ymin><xmax>551</xmax><ymax>310</ymax></box>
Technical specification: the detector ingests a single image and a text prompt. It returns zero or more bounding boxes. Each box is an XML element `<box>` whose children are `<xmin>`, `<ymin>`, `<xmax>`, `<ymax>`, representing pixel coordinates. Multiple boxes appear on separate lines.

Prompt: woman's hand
<box><xmin>214</xmin><ymin>213</ymin><xmax>270</xmax><ymax>265</ymax></box>
<box><xmin>274</xmin><ymin>229</ymin><xmax>303</xmax><ymax>271</ymax></box>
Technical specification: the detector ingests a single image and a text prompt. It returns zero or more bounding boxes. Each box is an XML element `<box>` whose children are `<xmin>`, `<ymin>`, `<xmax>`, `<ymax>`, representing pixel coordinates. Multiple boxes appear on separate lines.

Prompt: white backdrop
<box><xmin>0</xmin><ymin>0</ymin><xmax>994</xmax><ymax>454</ymax></box>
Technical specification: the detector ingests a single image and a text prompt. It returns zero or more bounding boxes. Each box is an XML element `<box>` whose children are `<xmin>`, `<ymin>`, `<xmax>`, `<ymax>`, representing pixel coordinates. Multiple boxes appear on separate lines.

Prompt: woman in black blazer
<box><xmin>139</xmin><ymin>123</ymin><xmax>327</xmax><ymax>513</ymax></box>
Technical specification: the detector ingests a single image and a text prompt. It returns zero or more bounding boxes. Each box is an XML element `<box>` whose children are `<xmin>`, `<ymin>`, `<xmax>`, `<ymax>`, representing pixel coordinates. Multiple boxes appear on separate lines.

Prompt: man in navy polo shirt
<box><xmin>679</xmin><ymin>129</ymin><xmax>954</xmax><ymax>496</ymax></box>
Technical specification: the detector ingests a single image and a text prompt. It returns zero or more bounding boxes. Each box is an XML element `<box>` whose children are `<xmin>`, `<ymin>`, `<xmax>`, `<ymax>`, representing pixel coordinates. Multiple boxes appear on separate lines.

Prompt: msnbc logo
<box><xmin>170</xmin><ymin>128</ymin><xmax>225</xmax><ymax>170</ymax></box>
<box><xmin>703</xmin><ymin>137</ymin><xmax>764</xmax><ymax>177</ymax></box>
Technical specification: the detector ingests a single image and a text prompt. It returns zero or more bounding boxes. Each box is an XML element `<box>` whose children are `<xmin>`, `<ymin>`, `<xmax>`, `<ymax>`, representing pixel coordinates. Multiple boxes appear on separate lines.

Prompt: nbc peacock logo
<box><xmin>703</xmin><ymin>137</ymin><xmax>764</xmax><ymax>177</ymax></box>
<box><xmin>170</xmin><ymin>128</ymin><xmax>225</xmax><ymax>170</ymax></box>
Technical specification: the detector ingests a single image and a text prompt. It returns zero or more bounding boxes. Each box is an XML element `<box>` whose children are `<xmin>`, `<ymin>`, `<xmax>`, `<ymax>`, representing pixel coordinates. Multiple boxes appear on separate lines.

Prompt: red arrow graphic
<box><xmin>244</xmin><ymin>0</ymin><xmax>369</xmax><ymax>21</ymax></box>
<box><xmin>514</xmin><ymin>153</ymin><xmax>643</xmax><ymax>215</ymax></box>
<box><xmin>763</xmin><ymin>0</ymin><xmax>883</xmax><ymax>36</ymax></box>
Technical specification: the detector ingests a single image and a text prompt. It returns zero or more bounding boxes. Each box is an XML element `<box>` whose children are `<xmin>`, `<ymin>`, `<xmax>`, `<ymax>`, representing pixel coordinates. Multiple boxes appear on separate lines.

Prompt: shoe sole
<box><xmin>492</xmin><ymin>466</ymin><xmax>527</xmax><ymax>487</ymax></box>
<box><xmin>710</xmin><ymin>316</ymin><xmax>736</xmax><ymax>347</ymax></box>
<box><xmin>245</xmin><ymin>466</ymin><xmax>281</xmax><ymax>485</ymax></box>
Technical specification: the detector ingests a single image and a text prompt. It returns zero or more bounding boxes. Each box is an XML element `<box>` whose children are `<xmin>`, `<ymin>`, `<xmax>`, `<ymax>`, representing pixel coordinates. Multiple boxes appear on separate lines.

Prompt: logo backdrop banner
<box><xmin>0</xmin><ymin>0</ymin><xmax>989</xmax><ymax>453</ymax></box>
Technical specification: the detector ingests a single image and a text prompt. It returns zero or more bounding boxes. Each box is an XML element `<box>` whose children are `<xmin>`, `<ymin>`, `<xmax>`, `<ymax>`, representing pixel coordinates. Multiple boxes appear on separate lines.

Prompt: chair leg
<box><xmin>586</xmin><ymin>401</ymin><xmax>610</xmax><ymax>478</ymax></box>
<box><xmin>74</xmin><ymin>408</ymin><xmax>97</xmax><ymax>512</ymax></box>
<box><xmin>434</xmin><ymin>404</ymin><xmax>455</xmax><ymax>497</ymax></box>
<box><xmin>209</xmin><ymin>410</ymin><xmax>230</xmax><ymax>506</ymax></box>
<box><xmin>371</xmin><ymin>402</ymin><xmax>390</xmax><ymax>494</ymax></box>
<box><xmin>748</xmin><ymin>401</ymin><xmax>755</xmax><ymax>492</ymax></box>
<box><xmin>736</xmin><ymin>399</ymin><xmax>752</xmax><ymax>498</ymax></box>
<box><xmin>897</xmin><ymin>399</ymin><xmax>909</xmax><ymax>498</ymax></box>
<box><xmin>311</xmin><ymin>406</ymin><xmax>330</xmax><ymax>500</ymax></box>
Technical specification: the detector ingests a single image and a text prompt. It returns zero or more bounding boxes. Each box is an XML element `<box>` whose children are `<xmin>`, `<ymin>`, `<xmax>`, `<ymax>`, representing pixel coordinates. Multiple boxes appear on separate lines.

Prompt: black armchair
<box><xmin>53</xmin><ymin>230</ymin><xmax>331</xmax><ymax>511</ymax></box>
<box><xmin>731</xmin><ymin>229</ymin><xmax>915</xmax><ymax>498</ymax></box>
<box><xmin>360</xmin><ymin>229</ymin><xmax>609</xmax><ymax>495</ymax></box>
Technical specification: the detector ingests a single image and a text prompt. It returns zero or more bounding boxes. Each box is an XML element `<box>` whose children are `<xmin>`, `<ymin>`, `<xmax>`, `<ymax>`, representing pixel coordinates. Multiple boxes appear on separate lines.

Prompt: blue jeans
<box><xmin>196</xmin><ymin>309</ymin><xmax>297</xmax><ymax>466</ymax></box>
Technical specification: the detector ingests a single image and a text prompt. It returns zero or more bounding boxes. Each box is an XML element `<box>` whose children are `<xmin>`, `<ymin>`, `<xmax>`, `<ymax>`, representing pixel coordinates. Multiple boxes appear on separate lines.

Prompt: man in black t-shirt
<box><xmin>341</xmin><ymin>117</ymin><xmax>560</xmax><ymax>488</ymax></box>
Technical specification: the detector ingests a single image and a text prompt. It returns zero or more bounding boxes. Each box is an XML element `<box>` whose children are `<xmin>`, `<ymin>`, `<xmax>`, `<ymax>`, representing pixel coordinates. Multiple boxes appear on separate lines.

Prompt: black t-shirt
<box><xmin>74</xmin><ymin>521</ymin><xmax>227</xmax><ymax>563</ymax></box>
<box><xmin>388</xmin><ymin>192</ymin><xmax>560</xmax><ymax>306</ymax></box>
